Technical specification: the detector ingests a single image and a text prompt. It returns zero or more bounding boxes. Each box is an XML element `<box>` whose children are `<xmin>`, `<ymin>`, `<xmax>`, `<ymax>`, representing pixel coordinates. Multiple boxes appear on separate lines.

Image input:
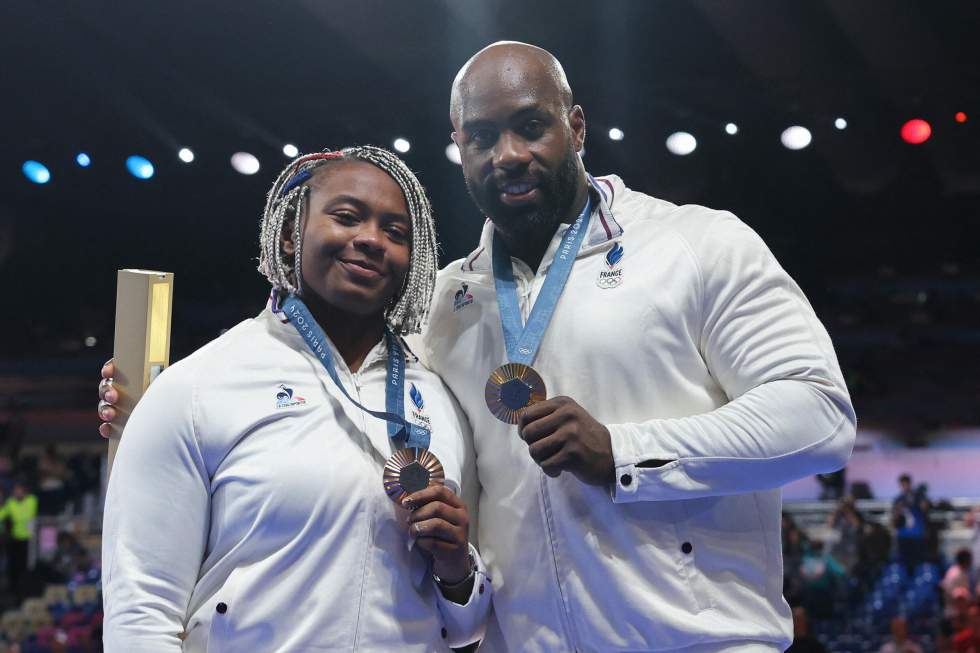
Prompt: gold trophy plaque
<box><xmin>107</xmin><ymin>269</ymin><xmax>174</xmax><ymax>473</ymax></box>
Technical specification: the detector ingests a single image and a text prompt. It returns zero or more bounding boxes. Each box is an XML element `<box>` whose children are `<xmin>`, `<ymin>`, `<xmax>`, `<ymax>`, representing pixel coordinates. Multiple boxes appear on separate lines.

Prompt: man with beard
<box><xmin>97</xmin><ymin>39</ymin><xmax>855</xmax><ymax>653</ymax></box>
<box><xmin>418</xmin><ymin>42</ymin><xmax>856</xmax><ymax>652</ymax></box>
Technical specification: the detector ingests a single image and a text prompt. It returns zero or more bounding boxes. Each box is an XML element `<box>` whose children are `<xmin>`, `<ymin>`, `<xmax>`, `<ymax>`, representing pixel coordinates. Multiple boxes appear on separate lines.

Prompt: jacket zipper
<box><xmin>540</xmin><ymin>474</ymin><xmax>578</xmax><ymax>651</ymax></box>
<box><xmin>347</xmin><ymin>373</ymin><xmax>373</xmax><ymax>651</ymax></box>
<box><xmin>519</xmin><ymin>270</ymin><xmax>578</xmax><ymax>651</ymax></box>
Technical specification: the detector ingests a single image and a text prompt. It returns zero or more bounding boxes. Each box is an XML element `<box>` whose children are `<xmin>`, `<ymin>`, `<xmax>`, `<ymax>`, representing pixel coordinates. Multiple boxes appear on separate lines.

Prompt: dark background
<box><xmin>1</xmin><ymin>0</ymin><xmax>978</xmax><ymax>440</ymax></box>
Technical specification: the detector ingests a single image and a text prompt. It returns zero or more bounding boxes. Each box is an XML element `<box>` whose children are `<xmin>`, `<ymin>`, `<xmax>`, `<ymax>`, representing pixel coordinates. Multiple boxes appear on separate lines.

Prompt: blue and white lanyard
<box><xmin>491</xmin><ymin>196</ymin><xmax>592</xmax><ymax>365</ymax></box>
<box><xmin>282</xmin><ymin>294</ymin><xmax>430</xmax><ymax>450</ymax></box>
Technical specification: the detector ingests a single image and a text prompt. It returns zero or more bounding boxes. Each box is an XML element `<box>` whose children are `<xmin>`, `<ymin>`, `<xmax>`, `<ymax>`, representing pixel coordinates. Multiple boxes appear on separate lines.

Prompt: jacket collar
<box><xmin>459</xmin><ymin>173</ymin><xmax>625</xmax><ymax>275</ymax></box>
<box><xmin>263</xmin><ymin>298</ymin><xmax>415</xmax><ymax>374</ymax></box>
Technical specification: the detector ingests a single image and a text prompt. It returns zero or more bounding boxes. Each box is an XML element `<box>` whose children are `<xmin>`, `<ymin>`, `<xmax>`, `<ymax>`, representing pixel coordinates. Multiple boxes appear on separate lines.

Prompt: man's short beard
<box><xmin>465</xmin><ymin>147</ymin><xmax>581</xmax><ymax>240</ymax></box>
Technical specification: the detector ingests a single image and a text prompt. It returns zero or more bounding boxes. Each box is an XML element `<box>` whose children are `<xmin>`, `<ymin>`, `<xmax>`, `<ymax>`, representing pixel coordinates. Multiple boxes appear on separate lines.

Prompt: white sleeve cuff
<box><xmin>608</xmin><ymin>422</ymin><xmax>679</xmax><ymax>504</ymax></box>
<box><xmin>433</xmin><ymin>542</ymin><xmax>493</xmax><ymax>647</ymax></box>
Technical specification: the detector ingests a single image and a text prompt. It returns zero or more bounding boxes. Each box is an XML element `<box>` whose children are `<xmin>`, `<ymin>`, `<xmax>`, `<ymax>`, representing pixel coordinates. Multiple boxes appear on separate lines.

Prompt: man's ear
<box><xmin>569</xmin><ymin>105</ymin><xmax>586</xmax><ymax>152</ymax></box>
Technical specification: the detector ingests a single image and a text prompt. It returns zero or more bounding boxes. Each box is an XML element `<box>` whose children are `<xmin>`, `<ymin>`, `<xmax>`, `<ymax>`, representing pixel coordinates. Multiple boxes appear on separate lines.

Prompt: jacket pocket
<box><xmin>202</xmin><ymin>564</ymin><xmax>250</xmax><ymax>653</ymax></box>
<box><xmin>678</xmin><ymin>493</ymin><xmax>773</xmax><ymax>613</ymax></box>
<box><xmin>669</xmin><ymin>500</ymin><xmax>715</xmax><ymax>614</ymax></box>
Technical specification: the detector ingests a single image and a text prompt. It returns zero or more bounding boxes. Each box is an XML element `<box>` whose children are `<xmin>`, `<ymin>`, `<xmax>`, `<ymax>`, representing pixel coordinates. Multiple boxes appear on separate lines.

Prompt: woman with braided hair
<box><xmin>101</xmin><ymin>146</ymin><xmax>491</xmax><ymax>652</ymax></box>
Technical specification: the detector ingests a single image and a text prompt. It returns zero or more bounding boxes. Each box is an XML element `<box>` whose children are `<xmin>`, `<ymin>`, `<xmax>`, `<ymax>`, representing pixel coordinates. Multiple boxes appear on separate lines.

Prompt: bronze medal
<box><xmin>383</xmin><ymin>448</ymin><xmax>445</xmax><ymax>503</ymax></box>
<box><xmin>484</xmin><ymin>362</ymin><xmax>547</xmax><ymax>424</ymax></box>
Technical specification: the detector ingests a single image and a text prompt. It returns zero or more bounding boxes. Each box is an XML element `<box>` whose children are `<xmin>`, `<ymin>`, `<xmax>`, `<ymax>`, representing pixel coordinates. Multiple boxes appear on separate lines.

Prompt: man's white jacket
<box><xmin>416</xmin><ymin>174</ymin><xmax>856</xmax><ymax>653</ymax></box>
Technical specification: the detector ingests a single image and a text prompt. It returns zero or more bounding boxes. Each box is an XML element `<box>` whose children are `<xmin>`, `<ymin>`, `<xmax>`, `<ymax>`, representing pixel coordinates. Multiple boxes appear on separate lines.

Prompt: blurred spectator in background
<box><xmin>949</xmin><ymin>587</ymin><xmax>973</xmax><ymax>632</ymax></box>
<box><xmin>783</xmin><ymin>513</ymin><xmax>810</xmax><ymax>606</ymax></box>
<box><xmin>33</xmin><ymin>529</ymin><xmax>95</xmax><ymax>589</ymax></box>
<box><xmin>919</xmin><ymin>482</ymin><xmax>944</xmax><ymax>564</ymax></box>
<box><xmin>829</xmin><ymin>495</ymin><xmax>863</xmax><ymax>574</ymax></box>
<box><xmin>893</xmin><ymin>473</ymin><xmax>928</xmax><ymax>572</ymax></box>
<box><xmin>816</xmin><ymin>468</ymin><xmax>846</xmax><ymax>501</ymax></box>
<box><xmin>966</xmin><ymin>506</ymin><xmax>980</xmax><ymax>584</ymax></box>
<box><xmin>943</xmin><ymin>549</ymin><xmax>976</xmax><ymax>614</ymax></box>
<box><xmin>799</xmin><ymin>540</ymin><xmax>846</xmax><ymax>619</ymax></box>
<box><xmin>52</xmin><ymin>531</ymin><xmax>91</xmax><ymax>582</ymax></box>
<box><xmin>849</xmin><ymin>480</ymin><xmax>874</xmax><ymax>500</ymax></box>
<box><xmin>879</xmin><ymin>616</ymin><xmax>924</xmax><ymax>653</ymax></box>
<box><xmin>952</xmin><ymin>605</ymin><xmax>980</xmax><ymax>653</ymax></box>
<box><xmin>938</xmin><ymin>618</ymin><xmax>957</xmax><ymax>653</ymax></box>
<box><xmin>0</xmin><ymin>481</ymin><xmax>37</xmax><ymax>598</ymax></box>
<box><xmin>37</xmin><ymin>444</ymin><xmax>69</xmax><ymax>515</ymax></box>
<box><xmin>64</xmin><ymin>450</ymin><xmax>102</xmax><ymax>518</ymax></box>
<box><xmin>786</xmin><ymin>606</ymin><xmax>827</xmax><ymax>653</ymax></box>
<box><xmin>858</xmin><ymin>516</ymin><xmax>893</xmax><ymax>590</ymax></box>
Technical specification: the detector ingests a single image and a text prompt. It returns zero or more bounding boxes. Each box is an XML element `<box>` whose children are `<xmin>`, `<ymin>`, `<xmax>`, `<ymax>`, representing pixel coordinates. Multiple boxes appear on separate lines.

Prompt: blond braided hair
<box><xmin>258</xmin><ymin>146</ymin><xmax>438</xmax><ymax>335</ymax></box>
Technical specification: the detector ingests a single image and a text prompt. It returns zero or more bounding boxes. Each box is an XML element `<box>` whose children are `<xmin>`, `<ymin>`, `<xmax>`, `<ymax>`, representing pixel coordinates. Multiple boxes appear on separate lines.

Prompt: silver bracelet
<box><xmin>433</xmin><ymin>554</ymin><xmax>475</xmax><ymax>589</ymax></box>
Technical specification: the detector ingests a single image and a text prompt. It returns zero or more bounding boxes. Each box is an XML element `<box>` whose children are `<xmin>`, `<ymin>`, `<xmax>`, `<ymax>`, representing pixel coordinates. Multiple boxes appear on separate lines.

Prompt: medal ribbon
<box><xmin>491</xmin><ymin>196</ymin><xmax>592</xmax><ymax>365</ymax></box>
<box><xmin>282</xmin><ymin>294</ymin><xmax>430</xmax><ymax>450</ymax></box>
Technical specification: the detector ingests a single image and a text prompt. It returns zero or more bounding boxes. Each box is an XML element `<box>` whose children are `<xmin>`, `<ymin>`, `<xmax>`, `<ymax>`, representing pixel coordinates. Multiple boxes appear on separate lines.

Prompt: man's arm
<box><xmin>518</xmin><ymin>212</ymin><xmax>854</xmax><ymax>499</ymax></box>
<box><xmin>607</xmin><ymin>213</ymin><xmax>855</xmax><ymax>501</ymax></box>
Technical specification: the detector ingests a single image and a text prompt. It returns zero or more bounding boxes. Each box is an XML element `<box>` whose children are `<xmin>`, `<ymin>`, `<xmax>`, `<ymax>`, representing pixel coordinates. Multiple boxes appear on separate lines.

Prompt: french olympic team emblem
<box><xmin>410</xmin><ymin>383</ymin><xmax>424</xmax><ymax>410</ymax></box>
<box><xmin>275</xmin><ymin>384</ymin><xmax>307</xmax><ymax>409</ymax></box>
<box><xmin>409</xmin><ymin>382</ymin><xmax>432</xmax><ymax>428</ymax></box>
<box><xmin>453</xmin><ymin>282</ymin><xmax>474</xmax><ymax>312</ymax></box>
<box><xmin>597</xmin><ymin>242</ymin><xmax>624</xmax><ymax>289</ymax></box>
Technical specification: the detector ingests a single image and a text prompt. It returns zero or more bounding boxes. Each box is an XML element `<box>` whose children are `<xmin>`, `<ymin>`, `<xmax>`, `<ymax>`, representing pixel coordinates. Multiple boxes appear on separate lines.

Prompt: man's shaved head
<box><xmin>450</xmin><ymin>41</ymin><xmax>573</xmax><ymax>128</ymax></box>
<box><xmin>448</xmin><ymin>41</ymin><xmax>589</xmax><ymax>267</ymax></box>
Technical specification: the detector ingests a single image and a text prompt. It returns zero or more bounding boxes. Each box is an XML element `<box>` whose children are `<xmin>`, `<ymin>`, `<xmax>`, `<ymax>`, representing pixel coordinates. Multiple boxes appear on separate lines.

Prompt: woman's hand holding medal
<box><xmin>402</xmin><ymin>486</ymin><xmax>474</xmax><ymax>602</ymax></box>
<box><xmin>517</xmin><ymin>395</ymin><xmax>615</xmax><ymax>486</ymax></box>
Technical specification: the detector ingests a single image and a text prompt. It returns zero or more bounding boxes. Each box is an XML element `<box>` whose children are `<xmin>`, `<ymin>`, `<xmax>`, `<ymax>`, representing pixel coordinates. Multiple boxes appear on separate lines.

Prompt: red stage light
<box><xmin>955</xmin><ymin>111</ymin><xmax>967</xmax><ymax>123</ymax></box>
<box><xmin>901</xmin><ymin>119</ymin><xmax>932</xmax><ymax>144</ymax></box>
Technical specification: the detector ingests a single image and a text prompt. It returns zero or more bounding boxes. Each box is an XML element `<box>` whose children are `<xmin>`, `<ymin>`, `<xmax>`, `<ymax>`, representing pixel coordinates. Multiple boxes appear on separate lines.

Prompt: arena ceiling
<box><xmin>1</xmin><ymin>0</ymin><xmax>977</xmax><ymax>435</ymax></box>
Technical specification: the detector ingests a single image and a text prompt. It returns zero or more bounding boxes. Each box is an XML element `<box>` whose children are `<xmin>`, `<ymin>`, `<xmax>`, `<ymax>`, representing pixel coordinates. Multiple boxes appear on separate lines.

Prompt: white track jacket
<box><xmin>416</xmin><ymin>174</ymin><xmax>856</xmax><ymax>653</ymax></box>
<box><xmin>103</xmin><ymin>308</ymin><xmax>491</xmax><ymax>652</ymax></box>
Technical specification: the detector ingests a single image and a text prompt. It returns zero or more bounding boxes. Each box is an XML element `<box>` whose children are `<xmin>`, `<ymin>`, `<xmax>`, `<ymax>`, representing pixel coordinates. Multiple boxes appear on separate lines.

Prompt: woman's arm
<box><xmin>102</xmin><ymin>364</ymin><xmax>211</xmax><ymax>653</ymax></box>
